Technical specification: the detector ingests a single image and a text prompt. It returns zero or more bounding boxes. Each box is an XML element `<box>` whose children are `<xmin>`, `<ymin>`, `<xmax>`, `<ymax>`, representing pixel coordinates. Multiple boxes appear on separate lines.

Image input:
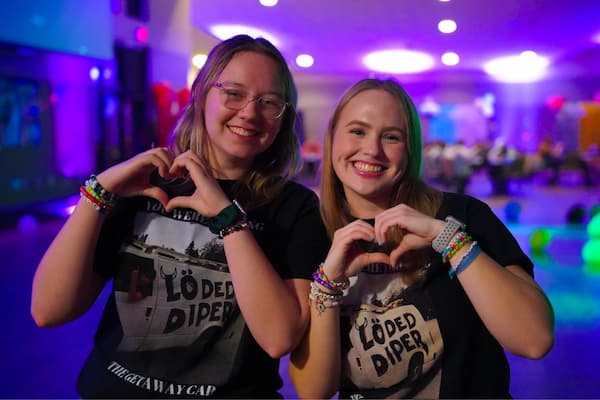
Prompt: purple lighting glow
<box><xmin>363</xmin><ymin>49</ymin><xmax>434</xmax><ymax>74</ymax></box>
<box><xmin>209</xmin><ymin>24</ymin><xmax>280</xmax><ymax>47</ymax></box>
<box><xmin>483</xmin><ymin>51</ymin><xmax>549</xmax><ymax>83</ymax></box>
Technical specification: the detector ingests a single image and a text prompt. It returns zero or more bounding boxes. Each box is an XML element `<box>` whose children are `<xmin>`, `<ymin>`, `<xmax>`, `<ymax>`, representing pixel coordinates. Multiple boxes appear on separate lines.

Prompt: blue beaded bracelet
<box><xmin>448</xmin><ymin>243</ymin><xmax>481</xmax><ymax>279</ymax></box>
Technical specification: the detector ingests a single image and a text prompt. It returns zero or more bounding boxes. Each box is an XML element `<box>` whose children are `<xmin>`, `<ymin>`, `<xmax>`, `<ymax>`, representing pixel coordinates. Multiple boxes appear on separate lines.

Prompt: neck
<box><xmin>344</xmin><ymin>191</ymin><xmax>388</xmax><ymax>219</ymax></box>
<box><xmin>207</xmin><ymin>149</ymin><xmax>251</xmax><ymax>180</ymax></box>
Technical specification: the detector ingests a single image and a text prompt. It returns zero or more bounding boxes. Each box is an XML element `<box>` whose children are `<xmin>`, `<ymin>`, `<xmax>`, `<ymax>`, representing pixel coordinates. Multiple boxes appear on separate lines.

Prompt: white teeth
<box><xmin>230</xmin><ymin>126</ymin><xmax>255</xmax><ymax>137</ymax></box>
<box><xmin>353</xmin><ymin>161</ymin><xmax>383</xmax><ymax>173</ymax></box>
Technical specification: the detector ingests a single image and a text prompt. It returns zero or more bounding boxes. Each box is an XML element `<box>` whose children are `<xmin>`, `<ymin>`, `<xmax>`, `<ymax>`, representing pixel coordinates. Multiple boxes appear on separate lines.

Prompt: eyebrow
<box><xmin>344</xmin><ymin>120</ymin><xmax>405</xmax><ymax>133</ymax></box>
<box><xmin>219</xmin><ymin>81</ymin><xmax>283</xmax><ymax>97</ymax></box>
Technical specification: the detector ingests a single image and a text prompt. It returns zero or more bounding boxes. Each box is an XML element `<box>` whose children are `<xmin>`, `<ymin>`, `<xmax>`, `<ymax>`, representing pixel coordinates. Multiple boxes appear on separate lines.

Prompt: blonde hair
<box><xmin>169</xmin><ymin>35</ymin><xmax>301</xmax><ymax>208</ymax></box>
<box><xmin>320</xmin><ymin>78</ymin><xmax>443</xmax><ymax>238</ymax></box>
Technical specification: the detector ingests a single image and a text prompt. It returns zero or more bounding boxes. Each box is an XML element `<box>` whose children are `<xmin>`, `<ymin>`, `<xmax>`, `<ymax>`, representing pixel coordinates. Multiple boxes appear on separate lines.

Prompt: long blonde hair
<box><xmin>320</xmin><ymin>78</ymin><xmax>443</xmax><ymax>238</ymax></box>
<box><xmin>169</xmin><ymin>35</ymin><xmax>301</xmax><ymax>208</ymax></box>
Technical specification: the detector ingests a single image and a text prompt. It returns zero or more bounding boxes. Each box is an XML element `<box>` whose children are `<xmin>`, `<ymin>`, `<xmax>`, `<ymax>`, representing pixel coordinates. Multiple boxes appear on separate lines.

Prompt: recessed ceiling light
<box><xmin>483</xmin><ymin>51</ymin><xmax>549</xmax><ymax>83</ymax></box>
<box><xmin>296</xmin><ymin>54</ymin><xmax>314</xmax><ymax>68</ymax></box>
<box><xmin>441</xmin><ymin>51</ymin><xmax>459</xmax><ymax>66</ymax></box>
<box><xmin>259</xmin><ymin>0</ymin><xmax>278</xmax><ymax>6</ymax></box>
<box><xmin>209</xmin><ymin>24</ymin><xmax>279</xmax><ymax>47</ymax></box>
<box><xmin>438</xmin><ymin>19</ymin><xmax>457</xmax><ymax>34</ymax></box>
<box><xmin>363</xmin><ymin>49</ymin><xmax>434</xmax><ymax>74</ymax></box>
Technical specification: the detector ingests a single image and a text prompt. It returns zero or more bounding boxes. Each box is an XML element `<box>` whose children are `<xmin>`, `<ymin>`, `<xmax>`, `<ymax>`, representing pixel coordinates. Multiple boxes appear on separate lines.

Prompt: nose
<box><xmin>237</xmin><ymin>98</ymin><xmax>260</xmax><ymax>119</ymax></box>
<box><xmin>362</xmin><ymin>136</ymin><xmax>383</xmax><ymax>157</ymax></box>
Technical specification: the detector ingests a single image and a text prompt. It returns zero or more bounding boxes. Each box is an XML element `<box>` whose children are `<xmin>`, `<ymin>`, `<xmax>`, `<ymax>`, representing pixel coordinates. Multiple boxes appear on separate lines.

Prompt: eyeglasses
<box><xmin>212</xmin><ymin>82</ymin><xmax>289</xmax><ymax>120</ymax></box>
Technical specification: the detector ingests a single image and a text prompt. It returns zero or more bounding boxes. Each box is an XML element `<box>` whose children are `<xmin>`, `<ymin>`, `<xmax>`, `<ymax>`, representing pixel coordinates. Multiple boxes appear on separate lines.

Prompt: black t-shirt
<box><xmin>338</xmin><ymin>192</ymin><xmax>533</xmax><ymax>399</ymax></box>
<box><xmin>76</xmin><ymin>180</ymin><xmax>330</xmax><ymax>398</ymax></box>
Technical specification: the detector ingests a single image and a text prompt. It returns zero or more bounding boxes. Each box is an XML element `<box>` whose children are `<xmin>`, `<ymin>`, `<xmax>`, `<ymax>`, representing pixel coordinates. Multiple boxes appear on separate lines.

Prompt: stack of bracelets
<box><xmin>80</xmin><ymin>175</ymin><xmax>118</xmax><ymax>214</ymax></box>
<box><xmin>432</xmin><ymin>216</ymin><xmax>481</xmax><ymax>279</ymax></box>
<box><xmin>310</xmin><ymin>263</ymin><xmax>349</xmax><ymax>314</ymax></box>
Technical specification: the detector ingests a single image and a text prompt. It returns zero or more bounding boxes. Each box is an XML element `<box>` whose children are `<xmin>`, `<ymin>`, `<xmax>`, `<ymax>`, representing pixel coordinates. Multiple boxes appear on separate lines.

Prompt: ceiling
<box><xmin>189</xmin><ymin>0</ymin><xmax>600</xmax><ymax>82</ymax></box>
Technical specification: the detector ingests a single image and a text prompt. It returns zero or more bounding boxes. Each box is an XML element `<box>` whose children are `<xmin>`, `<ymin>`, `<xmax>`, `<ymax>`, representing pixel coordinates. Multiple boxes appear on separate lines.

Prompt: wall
<box><xmin>295</xmin><ymin>71</ymin><xmax>600</xmax><ymax>154</ymax></box>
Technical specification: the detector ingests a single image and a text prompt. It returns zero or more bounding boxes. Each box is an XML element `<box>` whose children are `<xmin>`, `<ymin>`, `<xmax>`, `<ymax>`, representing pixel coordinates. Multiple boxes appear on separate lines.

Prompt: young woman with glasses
<box><xmin>31</xmin><ymin>35</ymin><xmax>329</xmax><ymax>398</ymax></box>
<box><xmin>289</xmin><ymin>78</ymin><xmax>554</xmax><ymax>398</ymax></box>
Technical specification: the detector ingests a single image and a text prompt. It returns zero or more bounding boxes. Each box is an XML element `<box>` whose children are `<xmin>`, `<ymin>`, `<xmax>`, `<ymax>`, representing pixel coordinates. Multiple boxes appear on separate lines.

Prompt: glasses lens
<box><xmin>258</xmin><ymin>97</ymin><xmax>286</xmax><ymax>119</ymax></box>
<box><xmin>217</xmin><ymin>84</ymin><xmax>286</xmax><ymax>119</ymax></box>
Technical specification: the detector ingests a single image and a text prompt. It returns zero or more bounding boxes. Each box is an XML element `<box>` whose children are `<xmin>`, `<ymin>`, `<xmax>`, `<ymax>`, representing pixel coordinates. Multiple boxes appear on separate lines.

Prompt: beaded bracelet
<box><xmin>79</xmin><ymin>186</ymin><xmax>112</xmax><ymax>214</ymax></box>
<box><xmin>441</xmin><ymin>231</ymin><xmax>472</xmax><ymax>263</ymax></box>
<box><xmin>309</xmin><ymin>281</ymin><xmax>343</xmax><ymax>315</ymax></box>
<box><xmin>80</xmin><ymin>186</ymin><xmax>113</xmax><ymax>214</ymax></box>
<box><xmin>219</xmin><ymin>220</ymin><xmax>249</xmax><ymax>239</ymax></box>
<box><xmin>448</xmin><ymin>242</ymin><xmax>481</xmax><ymax>279</ymax></box>
<box><xmin>312</xmin><ymin>263</ymin><xmax>350</xmax><ymax>292</ymax></box>
<box><xmin>85</xmin><ymin>175</ymin><xmax>118</xmax><ymax>208</ymax></box>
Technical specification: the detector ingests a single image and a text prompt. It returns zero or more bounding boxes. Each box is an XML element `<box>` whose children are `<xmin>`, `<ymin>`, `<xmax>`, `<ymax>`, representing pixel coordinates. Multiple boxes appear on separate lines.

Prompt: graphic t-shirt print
<box><xmin>341</xmin><ymin>271</ymin><xmax>443</xmax><ymax>397</ymax></box>
<box><xmin>112</xmin><ymin>203</ymin><xmax>239</xmax><ymax>353</ymax></box>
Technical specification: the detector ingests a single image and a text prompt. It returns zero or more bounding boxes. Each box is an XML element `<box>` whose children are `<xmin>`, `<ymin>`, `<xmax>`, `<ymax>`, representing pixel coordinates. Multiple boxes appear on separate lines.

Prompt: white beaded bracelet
<box><xmin>309</xmin><ymin>281</ymin><xmax>343</xmax><ymax>315</ymax></box>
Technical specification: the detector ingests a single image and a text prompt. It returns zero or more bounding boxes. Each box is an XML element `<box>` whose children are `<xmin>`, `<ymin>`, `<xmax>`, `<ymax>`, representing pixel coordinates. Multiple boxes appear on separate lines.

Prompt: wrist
<box><xmin>208</xmin><ymin>199</ymin><xmax>248</xmax><ymax>238</ymax></box>
<box><xmin>432</xmin><ymin>216</ymin><xmax>465</xmax><ymax>253</ymax></box>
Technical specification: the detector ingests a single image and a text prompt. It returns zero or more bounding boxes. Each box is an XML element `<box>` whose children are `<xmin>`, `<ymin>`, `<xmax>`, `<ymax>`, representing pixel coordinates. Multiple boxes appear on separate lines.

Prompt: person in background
<box><xmin>538</xmin><ymin>137</ymin><xmax>564</xmax><ymax>185</ymax></box>
<box><xmin>486</xmin><ymin>137</ymin><xmax>517</xmax><ymax>195</ymax></box>
<box><xmin>289</xmin><ymin>78</ymin><xmax>554</xmax><ymax>399</ymax></box>
<box><xmin>31</xmin><ymin>35</ymin><xmax>329</xmax><ymax>398</ymax></box>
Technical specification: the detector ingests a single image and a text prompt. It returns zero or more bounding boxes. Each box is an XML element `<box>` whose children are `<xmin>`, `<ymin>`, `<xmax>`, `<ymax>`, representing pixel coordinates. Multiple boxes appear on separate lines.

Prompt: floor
<box><xmin>1</xmin><ymin>172</ymin><xmax>599</xmax><ymax>399</ymax></box>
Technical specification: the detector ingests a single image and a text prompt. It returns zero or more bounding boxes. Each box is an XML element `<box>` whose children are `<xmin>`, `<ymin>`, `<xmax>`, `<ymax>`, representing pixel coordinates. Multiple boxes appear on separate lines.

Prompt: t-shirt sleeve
<box><xmin>439</xmin><ymin>193</ymin><xmax>534</xmax><ymax>276</ymax></box>
<box><xmin>465</xmin><ymin>196</ymin><xmax>534</xmax><ymax>276</ymax></box>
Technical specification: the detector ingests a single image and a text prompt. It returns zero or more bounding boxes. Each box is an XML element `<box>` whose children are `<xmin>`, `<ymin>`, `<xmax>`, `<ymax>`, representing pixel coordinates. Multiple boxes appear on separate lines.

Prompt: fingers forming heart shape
<box><xmin>348</xmin><ymin>225</ymin><xmax>408</xmax><ymax>273</ymax></box>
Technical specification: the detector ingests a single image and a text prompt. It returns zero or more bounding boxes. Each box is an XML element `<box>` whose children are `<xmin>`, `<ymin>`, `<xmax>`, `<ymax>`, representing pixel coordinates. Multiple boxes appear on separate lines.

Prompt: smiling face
<box><xmin>203</xmin><ymin>51</ymin><xmax>284</xmax><ymax>177</ymax></box>
<box><xmin>332</xmin><ymin>88</ymin><xmax>409</xmax><ymax>215</ymax></box>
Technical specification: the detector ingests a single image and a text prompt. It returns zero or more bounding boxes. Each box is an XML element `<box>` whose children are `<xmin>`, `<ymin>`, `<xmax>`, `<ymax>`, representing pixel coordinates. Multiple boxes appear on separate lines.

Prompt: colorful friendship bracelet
<box><xmin>79</xmin><ymin>175</ymin><xmax>119</xmax><ymax>214</ymax></box>
<box><xmin>312</xmin><ymin>263</ymin><xmax>350</xmax><ymax>292</ymax></box>
<box><xmin>442</xmin><ymin>231</ymin><xmax>472</xmax><ymax>263</ymax></box>
<box><xmin>448</xmin><ymin>242</ymin><xmax>481</xmax><ymax>279</ymax></box>
<box><xmin>80</xmin><ymin>186</ymin><xmax>113</xmax><ymax>214</ymax></box>
<box><xmin>85</xmin><ymin>175</ymin><xmax>118</xmax><ymax>208</ymax></box>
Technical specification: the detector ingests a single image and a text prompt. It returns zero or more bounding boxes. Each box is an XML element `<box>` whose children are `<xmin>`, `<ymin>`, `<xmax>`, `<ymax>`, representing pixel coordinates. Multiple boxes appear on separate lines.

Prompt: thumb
<box><xmin>164</xmin><ymin>195</ymin><xmax>195</xmax><ymax>212</ymax></box>
<box><xmin>141</xmin><ymin>187</ymin><xmax>170</xmax><ymax>209</ymax></box>
<box><xmin>347</xmin><ymin>252</ymin><xmax>391</xmax><ymax>276</ymax></box>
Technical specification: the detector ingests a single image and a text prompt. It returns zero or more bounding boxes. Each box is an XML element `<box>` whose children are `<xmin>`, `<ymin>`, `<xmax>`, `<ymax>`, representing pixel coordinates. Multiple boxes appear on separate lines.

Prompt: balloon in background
<box><xmin>18</xmin><ymin>214</ymin><xmax>39</xmax><ymax>233</ymax></box>
<box><xmin>582</xmin><ymin>241</ymin><xmax>600</xmax><ymax>267</ymax></box>
<box><xmin>504</xmin><ymin>201</ymin><xmax>521</xmax><ymax>223</ymax></box>
<box><xmin>590</xmin><ymin>204</ymin><xmax>600</xmax><ymax>218</ymax></box>
<box><xmin>582</xmin><ymin>214</ymin><xmax>600</xmax><ymax>269</ymax></box>
<box><xmin>546</xmin><ymin>94</ymin><xmax>566</xmax><ymax>112</ymax></box>
<box><xmin>529</xmin><ymin>228</ymin><xmax>552</xmax><ymax>253</ymax></box>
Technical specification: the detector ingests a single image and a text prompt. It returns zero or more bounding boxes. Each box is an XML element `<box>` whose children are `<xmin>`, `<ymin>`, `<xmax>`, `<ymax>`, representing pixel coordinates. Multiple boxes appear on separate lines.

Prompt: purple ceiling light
<box><xmin>209</xmin><ymin>24</ymin><xmax>280</xmax><ymax>47</ymax></box>
<box><xmin>483</xmin><ymin>51</ymin><xmax>549</xmax><ymax>83</ymax></box>
<box><xmin>363</xmin><ymin>49</ymin><xmax>434</xmax><ymax>74</ymax></box>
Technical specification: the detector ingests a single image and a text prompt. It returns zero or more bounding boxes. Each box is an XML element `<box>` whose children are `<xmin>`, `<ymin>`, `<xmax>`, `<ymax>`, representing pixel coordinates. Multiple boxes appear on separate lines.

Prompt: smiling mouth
<box><xmin>229</xmin><ymin>125</ymin><xmax>258</xmax><ymax>137</ymax></box>
<box><xmin>353</xmin><ymin>161</ymin><xmax>384</xmax><ymax>173</ymax></box>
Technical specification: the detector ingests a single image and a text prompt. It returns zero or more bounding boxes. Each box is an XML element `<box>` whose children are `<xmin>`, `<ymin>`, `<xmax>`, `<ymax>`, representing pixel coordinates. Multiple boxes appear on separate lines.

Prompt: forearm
<box><xmin>456</xmin><ymin>251</ymin><xmax>554</xmax><ymax>358</ymax></box>
<box><xmin>223</xmin><ymin>229</ymin><xmax>311</xmax><ymax>357</ymax></box>
<box><xmin>289</xmin><ymin>299</ymin><xmax>341</xmax><ymax>399</ymax></box>
<box><xmin>31</xmin><ymin>198</ymin><xmax>107</xmax><ymax>327</ymax></box>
